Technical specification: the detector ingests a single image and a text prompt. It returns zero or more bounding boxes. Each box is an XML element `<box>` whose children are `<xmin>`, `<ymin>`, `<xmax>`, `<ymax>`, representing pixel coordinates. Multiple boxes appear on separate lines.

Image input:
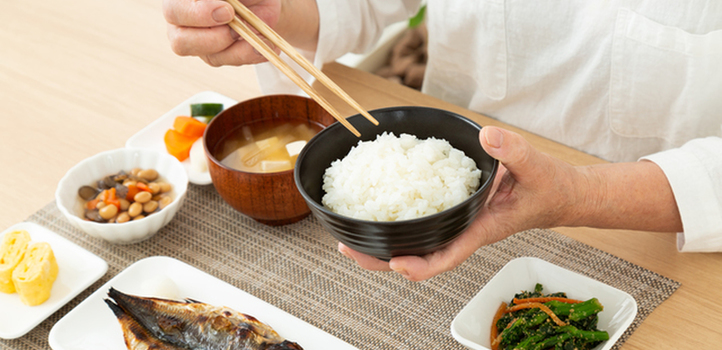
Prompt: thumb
<box><xmin>479</xmin><ymin>126</ymin><xmax>545</xmax><ymax>181</ymax></box>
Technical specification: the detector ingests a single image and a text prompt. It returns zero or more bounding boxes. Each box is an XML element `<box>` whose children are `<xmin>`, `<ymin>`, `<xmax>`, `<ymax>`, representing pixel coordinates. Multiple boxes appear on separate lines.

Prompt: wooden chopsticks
<box><xmin>225</xmin><ymin>0</ymin><xmax>378</xmax><ymax>137</ymax></box>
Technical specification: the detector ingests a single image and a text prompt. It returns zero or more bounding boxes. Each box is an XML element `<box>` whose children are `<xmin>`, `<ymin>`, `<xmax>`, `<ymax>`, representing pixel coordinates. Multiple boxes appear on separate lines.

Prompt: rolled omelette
<box><xmin>0</xmin><ymin>230</ymin><xmax>31</xmax><ymax>293</ymax></box>
<box><xmin>12</xmin><ymin>242</ymin><xmax>59</xmax><ymax>306</ymax></box>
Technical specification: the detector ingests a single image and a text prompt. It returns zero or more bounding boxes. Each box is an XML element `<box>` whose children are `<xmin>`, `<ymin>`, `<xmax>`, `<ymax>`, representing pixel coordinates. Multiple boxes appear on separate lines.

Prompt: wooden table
<box><xmin>1</xmin><ymin>0</ymin><xmax>720</xmax><ymax>348</ymax></box>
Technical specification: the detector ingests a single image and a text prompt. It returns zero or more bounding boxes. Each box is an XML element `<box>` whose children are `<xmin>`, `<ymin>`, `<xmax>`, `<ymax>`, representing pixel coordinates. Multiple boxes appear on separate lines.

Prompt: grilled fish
<box><xmin>106</xmin><ymin>287</ymin><xmax>304</xmax><ymax>350</ymax></box>
<box><xmin>105</xmin><ymin>298</ymin><xmax>186</xmax><ymax>350</ymax></box>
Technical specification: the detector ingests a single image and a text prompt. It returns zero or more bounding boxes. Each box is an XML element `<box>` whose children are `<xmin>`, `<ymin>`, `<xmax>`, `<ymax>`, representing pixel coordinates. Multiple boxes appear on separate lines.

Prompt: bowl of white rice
<box><xmin>294</xmin><ymin>106</ymin><xmax>498</xmax><ymax>260</ymax></box>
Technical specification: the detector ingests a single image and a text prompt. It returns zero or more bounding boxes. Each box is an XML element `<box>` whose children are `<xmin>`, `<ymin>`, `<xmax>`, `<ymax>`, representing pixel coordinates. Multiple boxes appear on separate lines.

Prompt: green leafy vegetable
<box><xmin>491</xmin><ymin>284</ymin><xmax>610</xmax><ymax>350</ymax></box>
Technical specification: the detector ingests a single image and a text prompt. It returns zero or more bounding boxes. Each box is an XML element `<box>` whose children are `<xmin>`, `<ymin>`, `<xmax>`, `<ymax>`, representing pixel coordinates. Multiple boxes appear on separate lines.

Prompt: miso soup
<box><xmin>213</xmin><ymin>118</ymin><xmax>322</xmax><ymax>173</ymax></box>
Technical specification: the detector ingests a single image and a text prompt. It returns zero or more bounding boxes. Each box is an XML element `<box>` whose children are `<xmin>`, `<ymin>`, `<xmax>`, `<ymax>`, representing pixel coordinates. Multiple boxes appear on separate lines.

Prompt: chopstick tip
<box><xmin>362</xmin><ymin>111</ymin><xmax>379</xmax><ymax>126</ymax></box>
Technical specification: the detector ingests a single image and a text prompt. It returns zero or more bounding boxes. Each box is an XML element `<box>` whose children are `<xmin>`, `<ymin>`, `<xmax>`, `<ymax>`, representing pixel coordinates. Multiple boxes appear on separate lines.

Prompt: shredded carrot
<box><xmin>513</xmin><ymin>297</ymin><xmax>583</xmax><ymax>305</ymax></box>
<box><xmin>491</xmin><ymin>317</ymin><xmax>517</xmax><ymax>348</ymax></box>
<box><xmin>505</xmin><ymin>302</ymin><xmax>567</xmax><ymax>326</ymax></box>
<box><xmin>490</xmin><ymin>302</ymin><xmax>508</xmax><ymax>350</ymax></box>
<box><xmin>172</xmin><ymin>116</ymin><xmax>207</xmax><ymax>138</ymax></box>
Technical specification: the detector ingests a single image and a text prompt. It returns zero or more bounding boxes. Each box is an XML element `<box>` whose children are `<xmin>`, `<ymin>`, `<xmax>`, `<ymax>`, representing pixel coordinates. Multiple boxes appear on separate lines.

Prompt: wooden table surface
<box><xmin>1</xmin><ymin>0</ymin><xmax>720</xmax><ymax>348</ymax></box>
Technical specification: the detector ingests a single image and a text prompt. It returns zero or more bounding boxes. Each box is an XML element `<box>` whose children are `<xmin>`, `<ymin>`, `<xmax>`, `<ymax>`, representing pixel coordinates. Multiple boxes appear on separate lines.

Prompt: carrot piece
<box><xmin>513</xmin><ymin>297</ymin><xmax>584</xmax><ymax>305</ymax></box>
<box><xmin>164</xmin><ymin>129</ymin><xmax>198</xmax><ymax>162</ymax></box>
<box><xmin>490</xmin><ymin>302</ymin><xmax>508</xmax><ymax>350</ymax></box>
<box><xmin>125</xmin><ymin>184</ymin><xmax>140</xmax><ymax>201</ymax></box>
<box><xmin>173</xmin><ymin>116</ymin><xmax>207</xmax><ymax>138</ymax></box>
<box><xmin>86</xmin><ymin>199</ymin><xmax>100</xmax><ymax>210</ymax></box>
<box><xmin>136</xmin><ymin>182</ymin><xmax>151</xmax><ymax>192</ymax></box>
<box><xmin>104</xmin><ymin>187</ymin><xmax>121</xmax><ymax>209</ymax></box>
<box><xmin>506</xmin><ymin>302</ymin><xmax>567</xmax><ymax>327</ymax></box>
<box><xmin>100</xmin><ymin>188</ymin><xmax>109</xmax><ymax>202</ymax></box>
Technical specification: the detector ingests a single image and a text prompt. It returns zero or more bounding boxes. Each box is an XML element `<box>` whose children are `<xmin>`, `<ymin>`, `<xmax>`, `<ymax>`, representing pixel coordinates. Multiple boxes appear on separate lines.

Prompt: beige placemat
<box><xmin>1</xmin><ymin>185</ymin><xmax>679</xmax><ymax>350</ymax></box>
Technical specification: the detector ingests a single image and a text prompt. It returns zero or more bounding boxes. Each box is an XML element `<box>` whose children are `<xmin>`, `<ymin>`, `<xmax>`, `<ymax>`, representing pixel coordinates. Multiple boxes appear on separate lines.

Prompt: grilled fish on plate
<box><xmin>105</xmin><ymin>287</ymin><xmax>303</xmax><ymax>350</ymax></box>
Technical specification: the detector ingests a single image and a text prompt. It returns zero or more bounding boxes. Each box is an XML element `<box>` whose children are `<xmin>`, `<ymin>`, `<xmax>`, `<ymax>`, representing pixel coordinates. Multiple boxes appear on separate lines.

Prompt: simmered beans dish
<box><xmin>78</xmin><ymin>168</ymin><xmax>173</xmax><ymax>223</ymax></box>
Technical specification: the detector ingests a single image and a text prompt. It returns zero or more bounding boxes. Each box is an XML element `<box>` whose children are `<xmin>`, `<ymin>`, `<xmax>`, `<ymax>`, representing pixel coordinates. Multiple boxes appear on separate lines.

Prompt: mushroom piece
<box><xmin>84</xmin><ymin>209</ymin><xmax>105</xmax><ymax>223</ymax></box>
<box><xmin>78</xmin><ymin>185</ymin><xmax>99</xmax><ymax>201</ymax></box>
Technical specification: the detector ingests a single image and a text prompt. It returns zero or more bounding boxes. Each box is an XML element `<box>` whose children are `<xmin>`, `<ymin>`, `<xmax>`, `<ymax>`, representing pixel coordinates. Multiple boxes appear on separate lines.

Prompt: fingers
<box><xmin>163</xmin><ymin>0</ymin><xmax>281</xmax><ymax>65</ymax></box>
<box><xmin>338</xmin><ymin>243</ymin><xmax>392</xmax><ymax>271</ymax></box>
<box><xmin>480</xmin><ymin>126</ymin><xmax>531</xmax><ymax>169</ymax></box>
<box><xmin>164</xmin><ymin>0</ymin><xmax>238</xmax><ymax>58</ymax></box>
<box><xmin>479</xmin><ymin>126</ymin><xmax>578</xmax><ymax>229</ymax></box>
<box><xmin>168</xmin><ymin>22</ymin><xmax>280</xmax><ymax>65</ymax></box>
<box><xmin>167</xmin><ymin>24</ymin><xmax>237</xmax><ymax>57</ymax></box>
<box><xmin>200</xmin><ymin>34</ymin><xmax>282</xmax><ymax>66</ymax></box>
<box><xmin>479</xmin><ymin>126</ymin><xmax>551</xmax><ymax>185</ymax></box>
<box><xmin>388</xmin><ymin>210</ymin><xmax>508</xmax><ymax>281</ymax></box>
<box><xmin>338</xmin><ymin>209</ymin><xmax>509</xmax><ymax>282</ymax></box>
<box><xmin>163</xmin><ymin>0</ymin><xmax>234</xmax><ymax>27</ymax></box>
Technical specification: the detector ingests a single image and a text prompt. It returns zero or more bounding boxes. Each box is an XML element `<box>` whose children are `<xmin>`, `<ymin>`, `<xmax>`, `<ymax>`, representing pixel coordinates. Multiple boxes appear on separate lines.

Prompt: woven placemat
<box><xmin>1</xmin><ymin>185</ymin><xmax>679</xmax><ymax>350</ymax></box>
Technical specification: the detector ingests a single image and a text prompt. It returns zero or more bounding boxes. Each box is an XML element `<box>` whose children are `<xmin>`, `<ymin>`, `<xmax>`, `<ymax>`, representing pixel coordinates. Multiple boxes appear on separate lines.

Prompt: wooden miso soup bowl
<box><xmin>204</xmin><ymin>94</ymin><xmax>335</xmax><ymax>226</ymax></box>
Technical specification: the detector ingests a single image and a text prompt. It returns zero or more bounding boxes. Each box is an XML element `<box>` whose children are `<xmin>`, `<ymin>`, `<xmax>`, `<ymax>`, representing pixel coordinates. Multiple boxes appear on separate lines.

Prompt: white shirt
<box><xmin>255</xmin><ymin>0</ymin><xmax>722</xmax><ymax>252</ymax></box>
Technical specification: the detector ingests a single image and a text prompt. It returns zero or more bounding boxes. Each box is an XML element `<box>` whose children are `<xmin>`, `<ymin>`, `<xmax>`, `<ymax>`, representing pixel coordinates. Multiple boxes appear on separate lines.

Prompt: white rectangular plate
<box><xmin>451</xmin><ymin>257</ymin><xmax>638</xmax><ymax>350</ymax></box>
<box><xmin>0</xmin><ymin>222</ymin><xmax>108</xmax><ymax>339</ymax></box>
<box><xmin>125</xmin><ymin>91</ymin><xmax>238</xmax><ymax>185</ymax></box>
<box><xmin>48</xmin><ymin>256</ymin><xmax>359</xmax><ymax>350</ymax></box>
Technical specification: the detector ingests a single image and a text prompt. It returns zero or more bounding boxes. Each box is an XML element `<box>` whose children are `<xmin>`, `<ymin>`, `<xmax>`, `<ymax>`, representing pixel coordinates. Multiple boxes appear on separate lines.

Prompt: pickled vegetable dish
<box><xmin>78</xmin><ymin>168</ymin><xmax>174</xmax><ymax>223</ymax></box>
<box><xmin>163</xmin><ymin>102</ymin><xmax>224</xmax><ymax>163</ymax></box>
<box><xmin>490</xmin><ymin>283</ymin><xmax>609</xmax><ymax>350</ymax></box>
<box><xmin>213</xmin><ymin>119</ymin><xmax>321</xmax><ymax>173</ymax></box>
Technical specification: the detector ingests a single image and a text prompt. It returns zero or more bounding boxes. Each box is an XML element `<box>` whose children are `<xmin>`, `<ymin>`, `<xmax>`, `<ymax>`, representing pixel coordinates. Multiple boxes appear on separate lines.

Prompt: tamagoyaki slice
<box><xmin>12</xmin><ymin>242</ymin><xmax>59</xmax><ymax>306</ymax></box>
<box><xmin>0</xmin><ymin>230</ymin><xmax>31</xmax><ymax>293</ymax></box>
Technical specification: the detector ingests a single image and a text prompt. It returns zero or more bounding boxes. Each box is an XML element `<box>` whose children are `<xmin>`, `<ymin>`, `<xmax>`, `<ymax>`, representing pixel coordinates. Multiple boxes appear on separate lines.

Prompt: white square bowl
<box><xmin>450</xmin><ymin>257</ymin><xmax>638</xmax><ymax>350</ymax></box>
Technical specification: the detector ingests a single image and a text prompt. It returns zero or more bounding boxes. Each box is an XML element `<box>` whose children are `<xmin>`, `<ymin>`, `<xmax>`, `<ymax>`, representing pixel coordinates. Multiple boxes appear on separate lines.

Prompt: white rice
<box><xmin>322</xmin><ymin>132</ymin><xmax>482</xmax><ymax>221</ymax></box>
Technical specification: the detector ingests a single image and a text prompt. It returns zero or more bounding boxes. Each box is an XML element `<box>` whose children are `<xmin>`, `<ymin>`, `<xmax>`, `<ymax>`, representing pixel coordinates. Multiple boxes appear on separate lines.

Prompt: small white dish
<box><xmin>55</xmin><ymin>148</ymin><xmax>189</xmax><ymax>244</ymax></box>
<box><xmin>48</xmin><ymin>256</ymin><xmax>359</xmax><ymax>350</ymax></box>
<box><xmin>125</xmin><ymin>91</ymin><xmax>238</xmax><ymax>185</ymax></box>
<box><xmin>0</xmin><ymin>222</ymin><xmax>107</xmax><ymax>339</ymax></box>
<box><xmin>451</xmin><ymin>257</ymin><xmax>638</xmax><ymax>350</ymax></box>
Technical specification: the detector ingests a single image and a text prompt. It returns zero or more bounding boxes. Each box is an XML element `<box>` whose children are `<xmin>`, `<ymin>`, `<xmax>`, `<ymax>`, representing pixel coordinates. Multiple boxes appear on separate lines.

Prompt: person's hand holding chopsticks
<box><xmin>163</xmin><ymin>0</ymin><xmax>319</xmax><ymax>67</ymax></box>
<box><xmin>163</xmin><ymin>0</ymin><xmax>375</xmax><ymax>136</ymax></box>
<box><xmin>161</xmin><ymin>0</ymin><xmax>388</xmax><ymax>132</ymax></box>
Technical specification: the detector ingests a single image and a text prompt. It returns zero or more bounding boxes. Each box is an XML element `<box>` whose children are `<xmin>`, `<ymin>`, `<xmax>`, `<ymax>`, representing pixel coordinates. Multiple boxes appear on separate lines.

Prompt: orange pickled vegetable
<box><xmin>172</xmin><ymin>116</ymin><xmax>207</xmax><ymax>138</ymax></box>
<box><xmin>164</xmin><ymin>129</ymin><xmax>198</xmax><ymax>162</ymax></box>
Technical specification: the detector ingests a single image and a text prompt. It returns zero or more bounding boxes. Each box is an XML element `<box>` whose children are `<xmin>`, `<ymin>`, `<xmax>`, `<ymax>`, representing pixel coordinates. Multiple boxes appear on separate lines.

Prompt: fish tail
<box><xmin>105</xmin><ymin>298</ymin><xmax>185</xmax><ymax>350</ymax></box>
<box><xmin>107</xmin><ymin>287</ymin><xmax>189</xmax><ymax>345</ymax></box>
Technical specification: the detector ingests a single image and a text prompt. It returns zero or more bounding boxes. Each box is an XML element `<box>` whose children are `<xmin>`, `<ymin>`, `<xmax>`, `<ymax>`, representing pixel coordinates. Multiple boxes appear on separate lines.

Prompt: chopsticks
<box><xmin>225</xmin><ymin>0</ymin><xmax>378</xmax><ymax>137</ymax></box>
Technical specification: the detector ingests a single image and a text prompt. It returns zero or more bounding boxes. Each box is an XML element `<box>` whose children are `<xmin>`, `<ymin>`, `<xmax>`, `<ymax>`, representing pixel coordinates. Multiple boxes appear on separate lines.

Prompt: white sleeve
<box><xmin>641</xmin><ymin>136</ymin><xmax>722</xmax><ymax>252</ymax></box>
<box><xmin>255</xmin><ymin>0</ymin><xmax>422</xmax><ymax>95</ymax></box>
